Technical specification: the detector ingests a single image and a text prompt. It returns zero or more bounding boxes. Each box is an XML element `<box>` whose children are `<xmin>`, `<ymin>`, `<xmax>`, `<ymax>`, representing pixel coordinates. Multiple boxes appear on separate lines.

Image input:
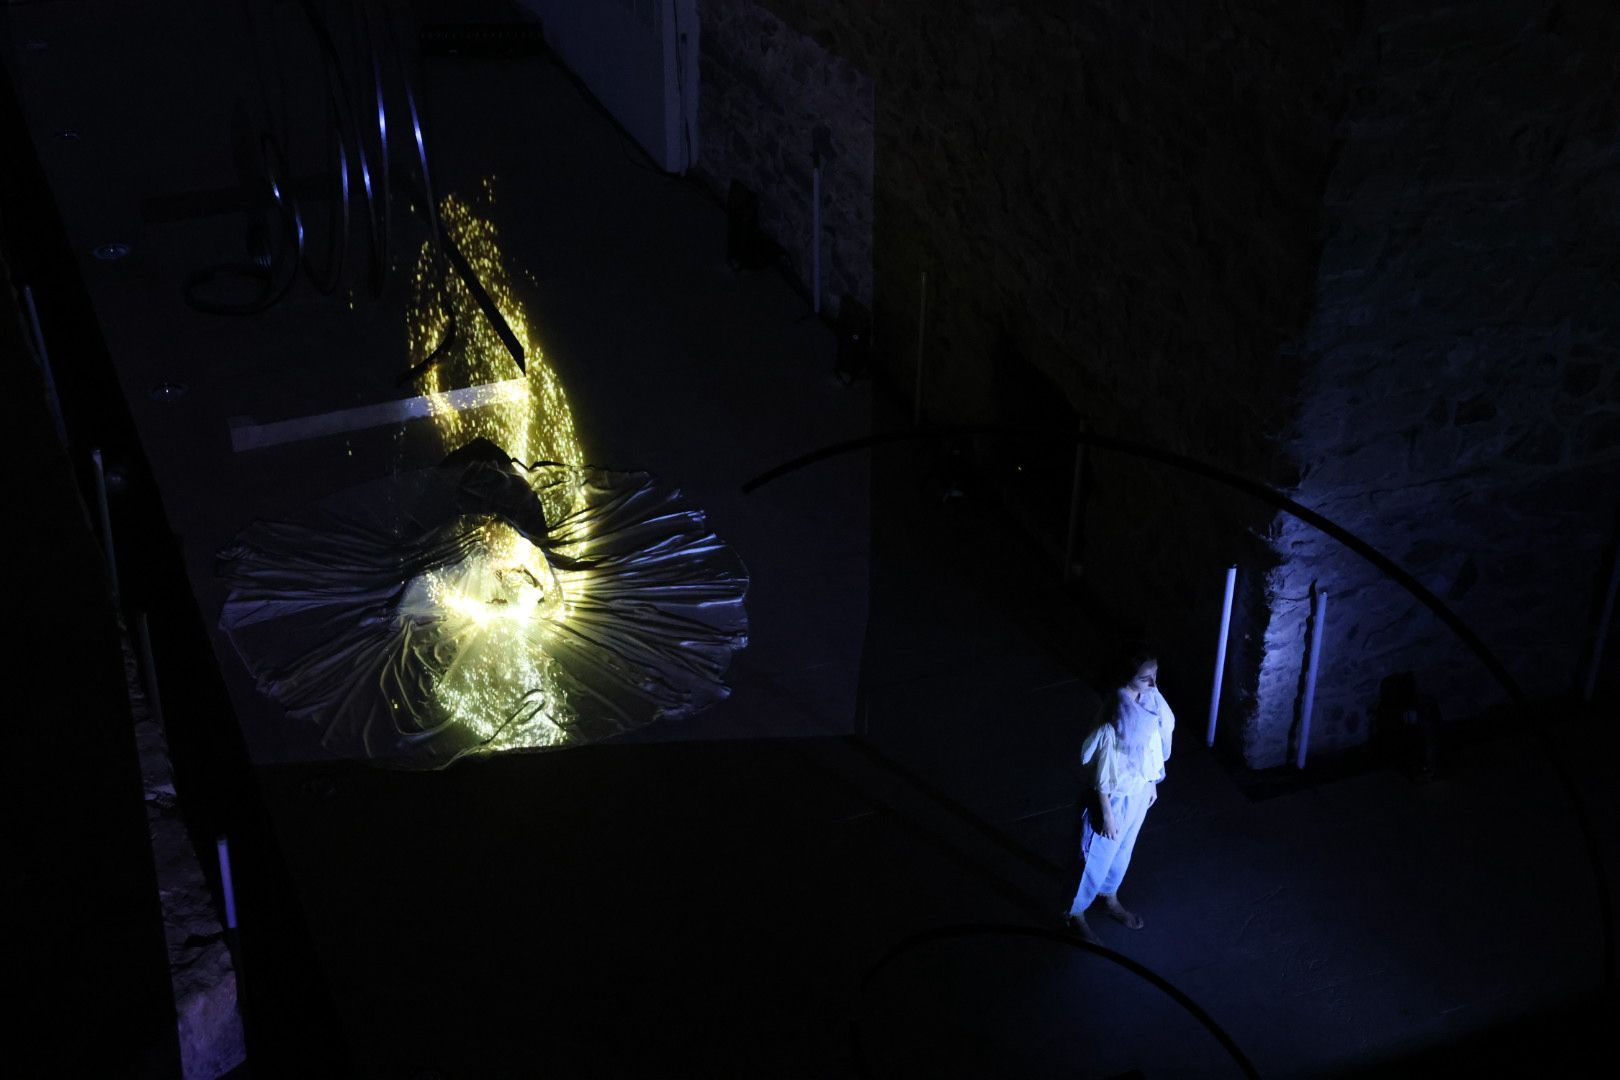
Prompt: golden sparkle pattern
<box><xmin>398</xmin><ymin>519</ymin><xmax>580</xmax><ymax>749</ymax></box>
<box><xmin>221</xmin><ymin>200</ymin><xmax>747</xmax><ymax>764</ymax></box>
<box><xmin>408</xmin><ymin>185</ymin><xmax>587</xmax><ymax>532</ymax></box>
<box><xmin>403</xmin><ymin>185</ymin><xmax>590</xmax><ymax>749</ymax></box>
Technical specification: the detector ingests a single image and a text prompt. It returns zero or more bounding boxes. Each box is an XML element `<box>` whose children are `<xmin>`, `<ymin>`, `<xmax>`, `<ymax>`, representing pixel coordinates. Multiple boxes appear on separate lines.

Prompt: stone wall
<box><xmin>703</xmin><ymin>0</ymin><xmax>1359</xmax><ymax>752</ymax></box>
<box><xmin>1249</xmin><ymin>0</ymin><xmax>1620</xmax><ymax>765</ymax></box>
<box><xmin>740</xmin><ymin>1</ymin><xmax>1354</xmax><ymax>471</ymax></box>
<box><xmin>698</xmin><ymin>0</ymin><xmax>1620</xmax><ymax>767</ymax></box>
<box><xmin>695</xmin><ymin>0</ymin><xmax>875</xmax><ymax>313</ymax></box>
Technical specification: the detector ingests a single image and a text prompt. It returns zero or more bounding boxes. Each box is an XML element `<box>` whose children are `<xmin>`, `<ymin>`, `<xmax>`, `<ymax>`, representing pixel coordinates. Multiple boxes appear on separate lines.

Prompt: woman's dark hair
<box><xmin>1109</xmin><ymin>640</ymin><xmax>1159</xmax><ymax>690</ymax></box>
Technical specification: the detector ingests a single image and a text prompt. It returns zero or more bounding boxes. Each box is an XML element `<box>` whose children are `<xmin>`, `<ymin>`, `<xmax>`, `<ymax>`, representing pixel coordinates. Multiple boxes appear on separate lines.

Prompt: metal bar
<box><xmin>21</xmin><ymin>286</ymin><xmax>70</xmax><ymax>448</ymax></box>
<box><xmin>229</xmin><ymin>376</ymin><xmax>527</xmax><ymax>452</ymax></box>
<box><xmin>89</xmin><ymin>447</ymin><xmax>120</xmax><ymax>599</ymax></box>
<box><xmin>1207</xmin><ymin>564</ymin><xmax>1237</xmax><ymax>747</ymax></box>
<box><xmin>135</xmin><ymin>611</ymin><xmax>165</xmax><ymax>730</ymax></box>
<box><xmin>1295</xmin><ymin>588</ymin><xmax>1328</xmax><ymax>769</ymax></box>
<box><xmin>811</xmin><ymin>163</ymin><xmax>822</xmax><ymax>315</ymax></box>
<box><xmin>913</xmin><ymin>270</ymin><xmax>927</xmax><ymax>427</ymax></box>
<box><xmin>439</xmin><ymin>226</ymin><xmax>525</xmax><ymax>372</ymax></box>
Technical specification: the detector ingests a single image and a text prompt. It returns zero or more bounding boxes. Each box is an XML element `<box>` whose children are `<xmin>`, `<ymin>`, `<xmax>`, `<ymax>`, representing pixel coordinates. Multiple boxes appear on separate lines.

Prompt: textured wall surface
<box><xmin>695</xmin><ymin>0</ymin><xmax>1618</xmax><ymax>768</ymax></box>
<box><xmin>709</xmin><ymin>0</ymin><xmax>1356</xmax><ymax>755</ymax></box>
<box><xmin>695</xmin><ymin>0</ymin><xmax>875</xmax><ymax>312</ymax></box>
<box><xmin>1249</xmin><ymin>0</ymin><xmax>1620</xmax><ymax>766</ymax></box>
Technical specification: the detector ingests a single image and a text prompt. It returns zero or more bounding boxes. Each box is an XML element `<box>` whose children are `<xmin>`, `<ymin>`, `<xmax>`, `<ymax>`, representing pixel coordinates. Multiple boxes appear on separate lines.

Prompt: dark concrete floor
<box><xmin>5</xmin><ymin>2</ymin><xmax>1617</xmax><ymax>1076</ymax></box>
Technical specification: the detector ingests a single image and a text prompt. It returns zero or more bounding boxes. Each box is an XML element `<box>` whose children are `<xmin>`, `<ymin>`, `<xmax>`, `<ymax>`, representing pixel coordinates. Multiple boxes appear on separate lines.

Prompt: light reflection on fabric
<box><xmin>409</xmin><ymin>184</ymin><xmax>588</xmax><ymax>531</ymax></box>
<box><xmin>220</xmin><ymin>458</ymin><xmax>748</xmax><ymax>766</ymax></box>
<box><xmin>219</xmin><ymin>186</ymin><xmax>748</xmax><ymax>765</ymax></box>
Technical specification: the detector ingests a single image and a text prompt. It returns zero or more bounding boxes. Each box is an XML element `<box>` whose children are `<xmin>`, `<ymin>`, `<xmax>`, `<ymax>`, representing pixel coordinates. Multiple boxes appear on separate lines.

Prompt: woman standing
<box><xmin>1065</xmin><ymin>644</ymin><xmax>1174</xmax><ymax>943</ymax></box>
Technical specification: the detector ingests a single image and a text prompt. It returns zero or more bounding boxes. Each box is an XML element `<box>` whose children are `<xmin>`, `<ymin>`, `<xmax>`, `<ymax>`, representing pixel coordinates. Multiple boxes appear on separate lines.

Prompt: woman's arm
<box><xmin>1083</xmin><ymin>718</ymin><xmax>1122</xmax><ymax>839</ymax></box>
<box><xmin>1098</xmin><ymin>792</ymin><xmax>1121</xmax><ymax>839</ymax></box>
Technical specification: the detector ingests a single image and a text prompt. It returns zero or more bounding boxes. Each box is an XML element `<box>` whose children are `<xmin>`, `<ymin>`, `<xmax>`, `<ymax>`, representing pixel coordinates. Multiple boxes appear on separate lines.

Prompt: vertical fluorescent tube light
<box><xmin>1295</xmin><ymin>588</ymin><xmax>1328</xmax><ymax>769</ymax></box>
<box><xmin>811</xmin><ymin>149</ymin><xmax>822</xmax><ymax>315</ymax></box>
<box><xmin>89</xmin><ymin>447</ymin><xmax>119</xmax><ymax>599</ymax></box>
<box><xmin>1206</xmin><ymin>564</ymin><xmax>1237</xmax><ymax>747</ymax></box>
<box><xmin>1585</xmin><ymin>529</ymin><xmax>1619</xmax><ymax>701</ymax></box>
<box><xmin>216</xmin><ymin>836</ymin><xmax>238</xmax><ymax>929</ymax></box>
<box><xmin>913</xmin><ymin>270</ymin><xmax>927</xmax><ymax>427</ymax></box>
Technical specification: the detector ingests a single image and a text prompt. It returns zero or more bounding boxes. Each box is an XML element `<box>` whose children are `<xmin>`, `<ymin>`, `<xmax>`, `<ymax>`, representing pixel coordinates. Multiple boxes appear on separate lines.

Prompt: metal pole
<box><xmin>811</xmin><ymin>159</ymin><xmax>822</xmax><ymax>316</ymax></box>
<box><xmin>913</xmin><ymin>270</ymin><xmax>927</xmax><ymax>427</ymax></box>
<box><xmin>1584</xmin><ymin>529</ymin><xmax>1619</xmax><ymax>701</ymax></box>
<box><xmin>89</xmin><ymin>447</ymin><xmax>120</xmax><ymax>600</ymax></box>
<box><xmin>1295</xmin><ymin>588</ymin><xmax>1327</xmax><ymax>769</ymax></box>
<box><xmin>135</xmin><ymin>612</ymin><xmax>165</xmax><ymax>730</ymax></box>
<box><xmin>21</xmin><ymin>286</ymin><xmax>69</xmax><ymax>448</ymax></box>
<box><xmin>1207</xmin><ymin>564</ymin><xmax>1237</xmax><ymax>747</ymax></box>
<box><xmin>1063</xmin><ymin>437</ymin><xmax>1087</xmax><ymax>583</ymax></box>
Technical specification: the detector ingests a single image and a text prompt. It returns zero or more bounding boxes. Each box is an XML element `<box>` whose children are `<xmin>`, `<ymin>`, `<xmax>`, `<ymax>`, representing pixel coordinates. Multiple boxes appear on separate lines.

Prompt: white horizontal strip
<box><xmin>229</xmin><ymin>377</ymin><xmax>528</xmax><ymax>452</ymax></box>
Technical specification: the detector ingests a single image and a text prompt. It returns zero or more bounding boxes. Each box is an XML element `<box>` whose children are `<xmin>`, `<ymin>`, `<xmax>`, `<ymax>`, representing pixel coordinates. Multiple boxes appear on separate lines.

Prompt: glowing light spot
<box><xmin>400</xmin><ymin>185</ymin><xmax>594</xmax><ymax>745</ymax></box>
<box><xmin>407</xmin><ymin>190</ymin><xmax>588</xmax><ymax>535</ymax></box>
<box><xmin>398</xmin><ymin>519</ymin><xmax>585</xmax><ymax>749</ymax></box>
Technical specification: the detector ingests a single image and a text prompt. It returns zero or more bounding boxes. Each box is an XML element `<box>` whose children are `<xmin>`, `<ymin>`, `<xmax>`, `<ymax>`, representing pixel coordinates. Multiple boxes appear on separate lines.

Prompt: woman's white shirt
<box><xmin>1081</xmin><ymin>687</ymin><xmax>1175</xmax><ymax>794</ymax></box>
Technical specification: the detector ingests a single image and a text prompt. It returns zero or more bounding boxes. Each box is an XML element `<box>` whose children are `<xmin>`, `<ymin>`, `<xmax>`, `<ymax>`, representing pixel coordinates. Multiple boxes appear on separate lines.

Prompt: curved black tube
<box><xmin>294</xmin><ymin>0</ymin><xmax>353</xmax><ymax>295</ymax></box>
<box><xmin>852</xmin><ymin>922</ymin><xmax>1260</xmax><ymax>1079</ymax></box>
<box><xmin>743</xmin><ymin>424</ymin><xmax>1520</xmax><ymax>697</ymax></box>
<box><xmin>182</xmin><ymin>133</ymin><xmax>304</xmax><ymax>315</ymax></box>
<box><xmin>356</xmin><ymin>0</ymin><xmax>392</xmax><ymax>297</ymax></box>
<box><xmin>744</xmin><ymin>424</ymin><xmax>1614</xmax><ymax>990</ymax></box>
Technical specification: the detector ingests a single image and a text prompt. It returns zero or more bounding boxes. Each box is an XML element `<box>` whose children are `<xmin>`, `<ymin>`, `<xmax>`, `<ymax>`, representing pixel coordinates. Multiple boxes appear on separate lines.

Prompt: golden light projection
<box><xmin>401</xmin><ymin>184</ymin><xmax>593</xmax><ymax>748</ymax></box>
<box><xmin>407</xmin><ymin>183</ymin><xmax>587</xmax><ymax>531</ymax></box>
<box><xmin>218</xmin><ymin>183</ymin><xmax>748</xmax><ymax>768</ymax></box>
<box><xmin>397</xmin><ymin>519</ymin><xmax>579</xmax><ymax>750</ymax></box>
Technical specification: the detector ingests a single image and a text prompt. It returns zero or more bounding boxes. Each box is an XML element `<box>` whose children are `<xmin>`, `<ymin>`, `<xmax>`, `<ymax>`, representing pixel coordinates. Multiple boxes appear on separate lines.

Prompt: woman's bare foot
<box><xmin>1100</xmin><ymin>895</ymin><xmax>1144</xmax><ymax>930</ymax></box>
<box><xmin>1064</xmin><ymin>912</ymin><xmax>1101</xmax><ymax>944</ymax></box>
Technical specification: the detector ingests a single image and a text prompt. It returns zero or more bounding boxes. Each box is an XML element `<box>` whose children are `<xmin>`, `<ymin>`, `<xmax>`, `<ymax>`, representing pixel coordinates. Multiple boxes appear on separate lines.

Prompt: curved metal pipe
<box><xmin>743</xmin><ymin>423</ymin><xmax>1615</xmax><ymax>989</ymax></box>
<box><xmin>295</xmin><ymin>0</ymin><xmax>354</xmax><ymax>295</ymax></box>
<box><xmin>851</xmin><ymin>922</ymin><xmax>1260</xmax><ymax>1079</ymax></box>
<box><xmin>182</xmin><ymin>133</ymin><xmax>305</xmax><ymax>315</ymax></box>
<box><xmin>744</xmin><ymin>424</ymin><xmax>1520</xmax><ymax>699</ymax></box>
